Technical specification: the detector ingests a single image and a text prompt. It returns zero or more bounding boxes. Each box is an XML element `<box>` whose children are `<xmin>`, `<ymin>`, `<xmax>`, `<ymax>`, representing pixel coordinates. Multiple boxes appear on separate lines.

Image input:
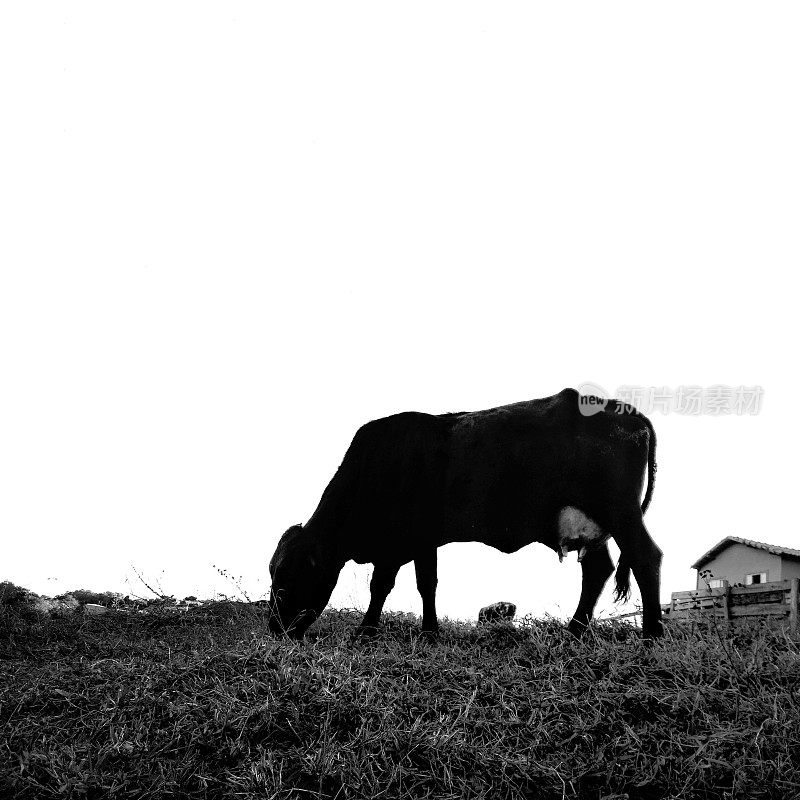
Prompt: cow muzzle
<box><xmin>267</xmin><ymin>606</ymin><xmax>316</xmax><ymax>638</ymax></box>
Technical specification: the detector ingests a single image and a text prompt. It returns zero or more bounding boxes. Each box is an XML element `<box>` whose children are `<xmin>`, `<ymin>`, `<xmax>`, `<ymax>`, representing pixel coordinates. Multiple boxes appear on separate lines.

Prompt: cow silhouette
<box><xmin>268</xmin><ymin>389</ymin><xmax>661</xmax><ymax>639</ymax></box>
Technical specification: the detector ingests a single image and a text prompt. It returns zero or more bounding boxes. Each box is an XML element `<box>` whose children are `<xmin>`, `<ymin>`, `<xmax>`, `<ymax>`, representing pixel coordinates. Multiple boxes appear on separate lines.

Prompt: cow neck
<box><xmin>306</xmin><ymin>520</ymin><xmax>348</xmax><ymax>571</ymax></box>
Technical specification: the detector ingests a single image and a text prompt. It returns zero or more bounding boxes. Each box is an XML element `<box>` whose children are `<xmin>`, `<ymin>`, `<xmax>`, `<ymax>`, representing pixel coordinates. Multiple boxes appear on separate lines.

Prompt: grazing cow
<box><xmin>478</xmin><ymin>601</ymin><xmax>517</xmax><ymax>625</ymax></box>
<box><xmin>268</xmin><ymin>389</ymin><xmax>661</xmax><ymax>640</ymax></box>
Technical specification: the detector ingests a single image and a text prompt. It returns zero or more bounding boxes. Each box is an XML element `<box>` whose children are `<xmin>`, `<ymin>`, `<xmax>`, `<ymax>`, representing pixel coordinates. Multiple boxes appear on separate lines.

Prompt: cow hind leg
<box><xmin>613</xmin><ymin>512</ymin><xmax>663</xmax><ymax>638</ymax></box>
<box><xmin>414</xmin><ymin>549</ymin><xmax>439</xmax><ymax>637</ymax></box>
<box><xmin>629</xmin><ymin>524</ymin><xmax>663</xmax><ymax>638</ymax></box>
<box><xmin>356</xmin><ymin>562</ymin><xmax>401</xmax><ymax>636</ymax></box>
<box><xmin>567</xmin><ymin>544</ymin><xmax>614</xmax><ymax>637</ymax></box>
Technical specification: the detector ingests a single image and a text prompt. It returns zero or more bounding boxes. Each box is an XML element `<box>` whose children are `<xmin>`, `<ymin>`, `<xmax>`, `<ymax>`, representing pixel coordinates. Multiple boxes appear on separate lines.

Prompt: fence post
<box><xmin>723</xmin><ymin>581</ymin><xmax>732</xmax><ymax>623</ymax></box>
<box><xmin>790</xmin><ymin>578</ymin><xmax>799</xmax><ymax>633</ymax></box>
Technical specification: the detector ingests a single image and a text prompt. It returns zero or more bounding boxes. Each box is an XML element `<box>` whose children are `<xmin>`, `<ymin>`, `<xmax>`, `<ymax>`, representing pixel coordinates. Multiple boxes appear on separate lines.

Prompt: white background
<box><xmin>2</xmin><ymin>3</ymin><xmax>798</xmax><ymax>622</ymax></box>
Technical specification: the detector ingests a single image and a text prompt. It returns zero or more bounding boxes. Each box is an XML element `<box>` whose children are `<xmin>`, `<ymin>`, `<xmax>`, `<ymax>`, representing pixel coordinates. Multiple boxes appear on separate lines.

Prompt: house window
<box><xmin>709</xmin><ymin>579</ymin><xmax>725</xmax><ymax>589</ymax></box>
<box><xmin>745</xmin><ymin>572</ymin><xmax>767</xmax><ymax>585</ymax></box>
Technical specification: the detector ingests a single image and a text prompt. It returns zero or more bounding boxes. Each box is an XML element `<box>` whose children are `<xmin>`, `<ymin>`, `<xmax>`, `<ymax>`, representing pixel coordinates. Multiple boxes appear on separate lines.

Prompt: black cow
<box><xmin>268</xmin><ymin>389</ymin><xmax>661</xmax><ymax>639</ymax></box>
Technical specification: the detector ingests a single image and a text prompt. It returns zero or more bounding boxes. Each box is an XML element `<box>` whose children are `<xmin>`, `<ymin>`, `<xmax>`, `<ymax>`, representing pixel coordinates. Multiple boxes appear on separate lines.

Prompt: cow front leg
<box><xmin>567</xmin><ymin>544</ymin><xmax>614</xmax><ymax>637</ymax></box>
<box><xmin>356</xmin><ymin>562</ymin><xmax>400</xmax><ymax>636</ymax></box>
<box><xmin>414</xmin><ymin>549</ymin><xmax>439</xmax><ymax>636</ymax></box>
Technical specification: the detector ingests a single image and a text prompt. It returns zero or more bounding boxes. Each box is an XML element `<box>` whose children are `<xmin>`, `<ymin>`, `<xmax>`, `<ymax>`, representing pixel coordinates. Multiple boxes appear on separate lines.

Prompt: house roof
<box><xmin>691</xmin><ymin>536</ymin><xmax>800</xmax><ymax>570</ymax></box>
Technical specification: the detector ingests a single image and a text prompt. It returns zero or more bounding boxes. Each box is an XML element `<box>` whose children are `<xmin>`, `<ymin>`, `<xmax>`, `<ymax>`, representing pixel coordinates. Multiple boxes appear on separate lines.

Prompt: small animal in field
<box><xmin>268</xmin><ymin>388</ymin><xmax>661</xmax><ymax>640</ymax></box>
<box><xmin>478</xmin><ymin>601</ymin><xmax>517</xmax><ymax>625</ymax></box>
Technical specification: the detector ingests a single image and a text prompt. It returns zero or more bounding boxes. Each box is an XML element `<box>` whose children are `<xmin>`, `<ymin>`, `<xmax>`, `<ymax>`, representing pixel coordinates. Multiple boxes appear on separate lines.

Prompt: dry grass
<box><xmin>1</xmin><ymin>596</ymin><xmax>799</xmax><ymax>800</ymax></box>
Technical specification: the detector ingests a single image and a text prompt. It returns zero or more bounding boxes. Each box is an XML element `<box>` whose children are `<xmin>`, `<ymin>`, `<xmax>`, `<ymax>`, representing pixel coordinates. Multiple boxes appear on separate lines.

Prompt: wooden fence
<box><xmin>668</xmin><ymin>578</ymin><xmax>799</xmax><ymax>632</ymax></box>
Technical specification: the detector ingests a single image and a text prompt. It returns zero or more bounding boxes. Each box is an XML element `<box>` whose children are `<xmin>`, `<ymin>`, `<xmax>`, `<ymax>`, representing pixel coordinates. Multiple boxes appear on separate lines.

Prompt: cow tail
<box><xmin>640</xmin><ymin>413</ymin><xmax>657</xmax><ymax>515</ymax></box>
<box><xmin>614</xmin><ymin>555</ymin><xmax>631</xmax><ymax>603</ymax></box>
<box><xmin>613</xmin><ymin>405</ymin><xmax>656</xmax><ymax>602</ymax></box>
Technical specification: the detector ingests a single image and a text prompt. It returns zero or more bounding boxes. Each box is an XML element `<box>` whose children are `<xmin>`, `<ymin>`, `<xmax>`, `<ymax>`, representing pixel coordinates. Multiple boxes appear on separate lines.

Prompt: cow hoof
<box><xmin>567</xmin><ymin>619</ymin><xmax>589</xmax><ymax>638</ymax></box>
<box><xmin>352</xmin><ymin>625</ymin><xmax>379</xmax><ymax>641</ymax></box>
<box><xmin>419</xmin><ymin>628</ymin><xmax>439</xmax><ymax>643</ymax></box>
<box><xmin>642</xmin><ymin>624</ymin><xmax>663</xmax><ymax>641</ymax></box>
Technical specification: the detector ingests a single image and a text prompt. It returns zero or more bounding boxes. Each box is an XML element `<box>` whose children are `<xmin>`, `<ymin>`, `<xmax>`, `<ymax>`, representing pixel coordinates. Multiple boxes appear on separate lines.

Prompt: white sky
<box><xmin>1</xmin><ymin>3</ymin><xmax>798</xmax><ymax>623</ymax></box>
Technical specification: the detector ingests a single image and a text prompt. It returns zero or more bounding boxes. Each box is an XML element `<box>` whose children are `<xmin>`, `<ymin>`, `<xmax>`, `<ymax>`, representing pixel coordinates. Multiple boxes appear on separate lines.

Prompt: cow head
<box><xmin>267</xmin><ymin>524</ymin><xmax>341</xmax><ymax>638</ymax></box>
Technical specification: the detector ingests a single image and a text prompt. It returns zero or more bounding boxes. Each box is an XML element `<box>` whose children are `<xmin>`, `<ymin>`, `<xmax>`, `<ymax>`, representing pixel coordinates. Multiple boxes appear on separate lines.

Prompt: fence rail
<box><xmin>668</xmin><ymin>578</ymin><xmax>799</xmax><ymax>631</ymax></box>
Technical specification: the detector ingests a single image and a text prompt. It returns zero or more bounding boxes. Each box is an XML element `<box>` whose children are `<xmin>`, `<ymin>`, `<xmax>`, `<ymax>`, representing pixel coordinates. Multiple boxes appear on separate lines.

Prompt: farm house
<box><xmin>665</xmin><ymin>536</ymin><xmax>800</xmax><ymax>631</ymax></box>
<box><xmin>691</xmin><ymin>536</ymin><xmax>800</xmax><ymax>590</ymax></box>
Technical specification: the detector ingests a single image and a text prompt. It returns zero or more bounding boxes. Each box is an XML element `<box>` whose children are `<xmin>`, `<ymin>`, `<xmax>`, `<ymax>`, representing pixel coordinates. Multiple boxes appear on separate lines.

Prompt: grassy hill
<box><xmin>1</xmin><ymin>594</ymin><xmax>799</xmax><ymax>799</ymax></box>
